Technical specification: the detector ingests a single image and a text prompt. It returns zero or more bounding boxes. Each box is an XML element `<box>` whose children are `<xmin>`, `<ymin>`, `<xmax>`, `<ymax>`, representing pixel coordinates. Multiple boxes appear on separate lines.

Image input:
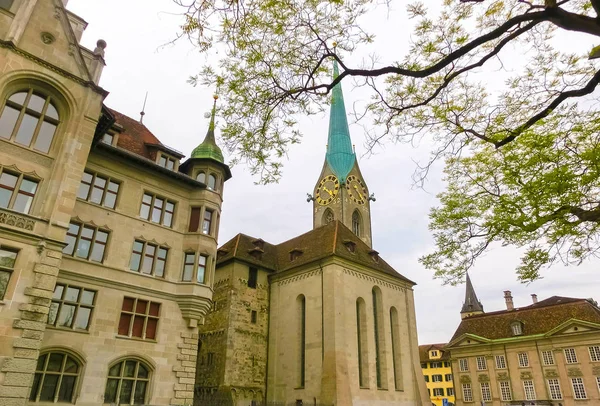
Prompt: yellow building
<box><xmin>420</xmin><ymin>344</ymin><xmax>456</xmax><ymax>406</ymax></box>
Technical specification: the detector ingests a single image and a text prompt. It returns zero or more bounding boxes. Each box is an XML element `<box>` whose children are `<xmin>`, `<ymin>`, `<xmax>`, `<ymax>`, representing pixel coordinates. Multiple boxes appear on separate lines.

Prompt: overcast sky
<box><xmin>68</xmin><ymin>0</ymin><xmax>600</xmax><ymax>344</ymax></box>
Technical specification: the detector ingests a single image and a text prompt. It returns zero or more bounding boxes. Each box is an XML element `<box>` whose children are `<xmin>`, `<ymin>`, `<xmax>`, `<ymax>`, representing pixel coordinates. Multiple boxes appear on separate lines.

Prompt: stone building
<box><xmin>195</xmin><ymin>61</ymin><xmax>429</xmax><ymax>406</ymax></box>
<box><xmin>0</xmin><ymin>1</ymin><xmax>228</xmax><ymax>404</ymax></box>
<box><xmin>446</xmin><ymin>277</ymin><xmax>600</xmax><ymax>406</ymax></box>
<box><xmin>419</xmin><ymin>344</ymin><xmax>455</xmax><ymax>406</ymax></box>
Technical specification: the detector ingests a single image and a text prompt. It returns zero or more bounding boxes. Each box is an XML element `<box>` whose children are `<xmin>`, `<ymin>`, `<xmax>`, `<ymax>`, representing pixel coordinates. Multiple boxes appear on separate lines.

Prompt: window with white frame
<box><xmin>432</xmin><ymin>374</ymin><xmax>443</xmax><ymax>382</ymax></box>
<box><xmin>480</xmin><ymin>382</ymin><xmax>492</xmax><ymax>402</ymax></box>
<box><xmin>518</xmin><ymin>352</ymin><xmax>529</xmax><ymax>367</ymax></box>
<box><xmin>445</xmin><ymin>373</ymin><xmax>452</xmax><ymax>381</ymax></box>
<box><xmin>495</xmin><ymin>354</ymin><xmax>507</xmax><ymax>369</ymax></box>
<box><xmin>523</xmin><ymin>380</ymin><xmax>536</xmax><ymax>400</ymax></box>
<box><xmin>430</xmin><ymin>361</ymin><xmax>443</xmax><ymax>368</ymax></box>
<box><xmin>459</xmin><ymin>358</ymin><xmax>469</xmax><ymax>372</ymax></box>
<box><xmin>447</xmin><ymin>387</ymin><xmax>454</xmax><ymax>396</ymax></box>
<box><xmin>547</xmin><ymin>379</ymin><xmax>562</xmax><ymax>400</ymax></box>
<box><xmin>511</xmin><ymin>322</ymin><xmax>523</xmax><ymax>336</ymax></box>
<box><xmin>499</xmin><ymin>381</ymin><xmax>512</xmax><ymax>401</ymax></box>
<box><xmin>430</xmin><ymin>350</ymin><xmax>438</xmax><ymax>357</ymax></box>
<box><xmin>564</xmin><ymin>348</ymin><xmax>578</xmax><ymax>364</ymax></box>
<box><xmin>542</xmin><ymin>350</ymin><xmax>555</xmax><ymax>365</ymax></box>
<box><xmin>476</xmin><ymin>356</ymin><xmax>487</xmax><ymax>370</ymax></box>
<box><xmin>571</xmin><ymin>377</ymin><xmax>587</xmax><ymax>399</ymax></box>
<box><xmin>433</xmin><ymin>388</ymin><xmax>444</xmax><ymax>396</ymax></box>
<box><xmin>462</xmin><ymin>383</ymin><xmax>473</xmax><ymax>402</ymax></box>
<box><xmin>589</xmin><ymin>345</ymin><xmax>600</xmax><ymax>362</ymax></box>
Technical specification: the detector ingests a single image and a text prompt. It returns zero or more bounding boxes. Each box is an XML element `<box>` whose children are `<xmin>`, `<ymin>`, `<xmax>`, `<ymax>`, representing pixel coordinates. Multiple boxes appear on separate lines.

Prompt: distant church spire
<box><xmin>325</xmin><ymin>60</ymin><xmax>356</xmax><ymax>183</ymax></box>
<box><xmin>461</xmin><ymin>273</ymin><xmax>484</xmax><ymax>319</ymax></box>
<box><xmin>191</xmin><ymin>94</ymin><xmax>224</xmax><ymax>163</ymax></box>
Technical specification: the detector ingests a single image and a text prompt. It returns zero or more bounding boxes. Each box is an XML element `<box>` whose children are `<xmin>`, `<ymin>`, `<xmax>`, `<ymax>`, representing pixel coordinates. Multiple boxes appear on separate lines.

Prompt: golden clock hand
<box><xmin>323</xmin><ymin>186</ymin><xmax>333</xmax><ymax>197</ymax></box>
<box><xmin>353</xmin><ymin>184</ymin><xmax>364</xmax><ymax>200</ymax></box>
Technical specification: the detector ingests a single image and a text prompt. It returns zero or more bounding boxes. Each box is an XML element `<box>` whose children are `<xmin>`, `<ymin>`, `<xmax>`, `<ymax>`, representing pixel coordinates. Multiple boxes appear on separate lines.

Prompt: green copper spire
<box><xmin>326</xmin><ymin>60</ymin><xmax>356</xmax><ymax>183</ymax></box>
<box><xmin>191</xmin><ymin>95</ymin><xmax>225</xmax><ymax>163</ymax></box>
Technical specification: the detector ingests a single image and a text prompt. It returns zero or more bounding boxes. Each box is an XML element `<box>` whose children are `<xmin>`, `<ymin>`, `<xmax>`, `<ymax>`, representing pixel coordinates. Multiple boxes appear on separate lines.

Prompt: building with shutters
<box><xmin>419</xmin><ymin>344</ymin><xmax>455</xmax><ymax>406</ymax></box>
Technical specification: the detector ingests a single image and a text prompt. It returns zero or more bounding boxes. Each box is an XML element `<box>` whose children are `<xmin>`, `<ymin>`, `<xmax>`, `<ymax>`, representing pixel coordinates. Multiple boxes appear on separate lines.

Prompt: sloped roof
<box><xmin>217</xmin><ymin>220</ymin><xmax>414</xmax><ymax>284</ymax></box>
<box><xmin>450</xmin><ymin>296</ymin><xmax>600</xmax><ymax>342</ymax></box>
<box><xmin>108</xmin><ymin>108</ymin><xmax>167</xmax><ymax>160</ymax></box>
<box><xmin>461</xmin><ymin>273</ymin><xmax>484</xmax><ymax>314</ymax></box>
<box><xmin>419</xmin><ymin>343</ymin><xmax>450</xmax><ymax>362</ymax></box>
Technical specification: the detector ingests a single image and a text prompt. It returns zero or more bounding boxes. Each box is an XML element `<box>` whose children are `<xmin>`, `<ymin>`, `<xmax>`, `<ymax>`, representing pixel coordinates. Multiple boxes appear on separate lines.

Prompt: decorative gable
<box><xmin>545</xmin><ymin>319</ymin><xmax>600</xmax><ymax>337</ymax></box>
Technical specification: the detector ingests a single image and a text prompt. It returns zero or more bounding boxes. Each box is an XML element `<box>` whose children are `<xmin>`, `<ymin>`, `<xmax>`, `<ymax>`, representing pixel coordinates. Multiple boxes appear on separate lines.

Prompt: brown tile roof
<box><xmin>216</xmin><ymin>221</ymin><xmax>415</xmax><ymax>284</ymax></box>
<box><xmin>418</xmin><ymin>343</ymin><xmax>449</xmax><ymax>362</ymax></box>
<box><xmin>450</xmin><ymin>296</ymin><xmax>600</xmax><ymax>342</ymax></box>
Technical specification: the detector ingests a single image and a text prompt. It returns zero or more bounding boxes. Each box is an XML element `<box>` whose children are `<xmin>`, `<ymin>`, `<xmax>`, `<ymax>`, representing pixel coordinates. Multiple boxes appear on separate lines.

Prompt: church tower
<box><xmin>312</xmin><ymin>61</ymin><xmax>373</xmax><ymax>247</ymax></box>
<box><xmin>460</xmin><ymin>273</ymin><xmax>484</xmax><ymax>319</ymax></box>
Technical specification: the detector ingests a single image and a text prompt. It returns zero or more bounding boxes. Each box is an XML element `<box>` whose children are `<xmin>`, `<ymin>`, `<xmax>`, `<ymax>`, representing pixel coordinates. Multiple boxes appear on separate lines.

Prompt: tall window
<box><xmin>0</xmin><ymin>90</ymin><xmax>60</xmax><ymax>153</ymax></box>
<box><xmin>248</xmin><ymin>267</ymin><xmax>258</xmax><ymax>289</ymax></box>
<box><xmin>207</xmin><ymin>174</ymin><xmax>217</xmax><ymax>191</ymax></box>
<box><xmin>129</xmin><ymin>240</ymin><xmax>167</xmax><ymax>278</ymax></box>
<box><xmin>202</xmin><ymin>209</ymin><xmax>213</xmax><ymax>234</ymax></box>
<box><xmin>447</xmin><ymin>388</ymin><xmax>454</xmax><ymax>396</ymax></box>
<box><xmin>564</xmin><ymin>348</ymin><xmax>578</xmax><ymax>364</ymax></box>
<box><xmin>182</xmin><ymin>252</ymin><xmax>207</xmax><ymax>283</ymax></box>
<box><xmin>29</xmin><ymin>352</ymin><xmax>81</xmax><ymax>403</ymax></box>
<box><xmin>0</xmin><ymin>170</ymin><xmax>38</xmax><ymax>214</ymax></box>
<box><xmin>297</xmin><ymin>295</ymin><xmax>306</xmax><ymax>388</ymax></box>
<box><xmin>547</xmin><ymin>378</ymin><xmax>562</xmax><ymax>400</ymax></box>
<box><xmin>459</xmin><ymin>358</ymin><xmax>469</xmax><ymax>372</ymax></box>
<box><xmin>372</xmin><ymin>287</ymin><xmax>387</xmax><ymax>389</ymax></box>
<box><xmin>118</xmin><ymin>297</ymin><xmax>160</xmax><ymax>340</ymax></box>
<box><xmin>523</xmin><ymin>380</ymin><xmax>536</xmax><ymax>400</ymax></box>
<box><xmin>511</xmin><ymin>322</ymin><xmax>522</xmax><ymax>336</ymax></box>
<box><xmin>104</xmin><ymin>359</ymin><xmax>150</xmax><ymax>405</ymax></box>
<box><xmin>196</xmin><ymin>171</ymin><xmax>206</xmax><ymax>183</ymax></box>
<box><xmin>48</xmin><ymin>284</ymin><xmax>95</xmax><ymax>330</ymax></box>
<box><xmin>571</xmin><ymin>377</ymin><xmax>587</xmax><ymax>399</ymax></box>
<box><xmin>352</xmin><ymin>210</ymin><xmax>361</xmax><ymax>236</ymax></box>
<box><xmin>390</xmin><ymin>306</ymin><xmax>403</xmax><ymax>390</ymax></box>
<box><xmin>356</xmin><ymin>298</ymin><xmax>369</xmax><ymax>388</ymax></box>
<box><xmin>476</xmin><ymin>356</ymin><xmax>487</xmax><ymax>370</ymax></box>
<box><xmin>139</xmin><ymin>193</ymin><xmax>175</xmax><ymax>227</ymax></box>
<box><xmin>63</xmin><ymin>222</ymin><xmax>109</xmax><ymax>262</ymax></box>
<box><xmin>589</xmin><ymin>345</ymin><xmax>600</xmax><ymax>362</ymax></box>
<box><xmin>518</xmin><ymin>352</ymin><xmax>529</xmax><ymax>367</ymax></box>
<box><xmin>495</xmin><ymin>354</ymin><xmax>507</xmax><ymax>369</ymax></box>
<box><xmin>189</xmin><ymin>207</ymin><xmax>201</xmax><ymax>232</ymax></box>
<box><xmin>480</xmin><ymin>382</ymin><xmax>492</xmax><ymax>402</ymax></box>
<box><xmin>499</xmin><ymin>381</ymin><xmax>512</xmax><ymax>401</ymax></box>
<box><xmin>323</xmin><ymin>209</ymin><xmax>334</xmax><ymax>224</ymax></box>
<box><xmin>77</xmin><ymin>171</ymin><xmax>120</xmax><ymax>209</ymax></box>
<box><xmin>462</xmin><ymin>383</ymin><xmax>473</xmax><ymax>402</ymax></box>
<box><xmin>542</xmin><ymin>350</ymin><xmax>555</xmax><ymax>365</ymax></box>
<box><xmin>0</xmin><ymin>247</ymin><xmax>17</xmax><ymax>300</ymax></box>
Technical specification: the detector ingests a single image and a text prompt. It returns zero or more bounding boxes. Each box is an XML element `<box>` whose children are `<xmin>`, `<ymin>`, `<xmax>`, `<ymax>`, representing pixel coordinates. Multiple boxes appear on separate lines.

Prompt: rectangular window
<box><xmin>118</xmin><ymin>297</ymin><xmax>160</xmax><ymax>340</ymax></box>
<box><xmin>432</xmin><ymin>374</ymin><xmax>442</xmax><ymax>382</ymax></box>
<box><xmin>459</xmin><ymin>358</ymin><xmax>469</xmax><ymax>372</ymax></box>
<box><xmin>542</xmin><ymin>350</ymin><xmax>555</xmax><ymax>365</ymax></box>
<box><xmin>444</xmin><ymin>361</ymin><xmax>451</xmax><ymax>367</ymax></box>
<box><xmin>499</xmin><ymin>381</ymin><xmax>512</xmax><ymax>401</ymax></box>
<box><xmin>424</xmin><ymin>375</ymin><xmax>429</xmax><ymax>382</ymax></box>
<box><xmin>495</xmin><ymin>354</ymin><xmax>507</xmax><ymax>369</ymax></box>
<box><xmin>129</xmin><ymin>240</ymin><xmax>167</xmax><ymax>278</ymax></box>
<box><xmin>480</xmin><ymin>382</ymin><xmax>492</xmax><ymax>402</ymax></box>
<box><xmin>158</xmin><ymin>155</ymin><xmax>176</xmax><ymax>170</ymax></box>
<box><xmin>0</xmin><ymin>170</ymin><xmax>38</xmax><ymax>214</ymax></box>
<box><xmin>589</xmin><ymin>345</ymin><xmax>600</xmax><ymax>362</ymax></box>
<box><xmin>476</xmin><ymin>356</ymin><xmax>487</xmax><ymax>370</ymax></box>
<box><xmin>596</xmin><ymin>377</ymin><xmax>600</xmax><ymax>394</ymax></box>
<box><xmin>445</xmin><ymin>373</ymin><xmax>452</xmax><ymax>381</ymax></box>
<box><xmin>251</xmin><ymin>310</ymin><xmax>257</xmax><ymax>324</ymax></box>
<box><xmin>462</xmin><ymin>383</ymin><xmax>473</xmax><ymax>402</ymax></box>
<box><xmin>571</xmin><ymin>377</ymin><xmax>587</xmax><ymax>399</ymax></box>
<box><xmin>139</xmin><ymin>192</ymin><xmax>175</xmax><ymax>227</ymax></box>
<box><xmin>564</xmin><ymin>348</ymin><xmax>578</xmax><ymax>364</ymax></box>
<box><xmin>47</xmin><ymin>284</ymin><xmax>96</xmax><ymax>330</ymax></box>
<box><xmin>63</xmin><ymin>222</ymin><xmax>109</xmax><ymax>262</ymax></box>
<box><xmin>430</xmin><ymin>361</ymin><xmax>443</xmax><ymax>368</ymax></box>
<box><xmin>188</xmin><ymin>207</ymin><xmax>201</xmax><ymax>232</ymax></box>
<box><xmin>421</xmin><ymin>362</ymin><xmax>427</xmax><ymax>369</ymax></box>
<box><xmin>430</xmin><ymin>350</ymin><xmax>438</xmax><ymax>357</ymax></box>
<box><xmin>101</xmin><ymin>132</ymin><xmax>113</xmax><ymax>145</ymax></box>
<box><xmin>248</xmin><ymin>267</ymin><xmax>258</xmax><ymax>289</ymax></box>
<box><xmin>77</xmin><ymin>171</ymin><xmax>120</xmax><ymax>209</ymax></box>
<box><xmin>523</xmin><ymin>380</ymin><xmax>536</xmax><ymax>400</ymax></box>
<box><xmin>197</xmin><ymin>254</ymin><xmax>207</xmax><ymax>284</ymax></box>
<box><xmin>433</xmin><ymin>388</ymin><xmax>444</xmax><ymax>396</ymax></box>
<box><xmin>181</xmin><ymin>252</ymin><xmax>206</xmax><ymax>283</ymax></box>
<box><xmin>202</xmin><ymin>209</ymin><xmax>213</xmax><ymax>235</ymax></box>
<box><xmin>547</xmin><ymin>378</ymin><xmax>562</xmax><ymax>400</ymax></box>
<box><xmin>0</xmin><ymin>247</ymin><xmax>17</xmax><ymax>300</ymax></box>
<box><xmin>518</xmin><ymin>352</ymin><xmax>529</xmax><ymax>367</ymax></box>
<box><xmin>447</xmin><ymin>388</ymin><xmax>454</xmax><ymax>396</ymax></box>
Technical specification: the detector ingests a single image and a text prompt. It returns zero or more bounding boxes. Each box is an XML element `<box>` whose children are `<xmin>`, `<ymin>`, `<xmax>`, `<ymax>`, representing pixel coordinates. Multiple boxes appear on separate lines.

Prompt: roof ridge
<box><xmin>233</xmin><ymin>234</ymin><xmax>241</xmax><ymax>257</ymax></box>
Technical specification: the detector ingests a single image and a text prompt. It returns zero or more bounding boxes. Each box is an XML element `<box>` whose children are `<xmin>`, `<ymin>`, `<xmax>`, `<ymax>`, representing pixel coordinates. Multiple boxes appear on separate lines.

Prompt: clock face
<box><xmin>315</xmin><ymin>175</ymin><xmax>340</xmax><ymax>205</ymax></box>
<box><xmin>346</xmin><ymin>175</ymin><xmax>367</xmax><ymax>205</ymax></box>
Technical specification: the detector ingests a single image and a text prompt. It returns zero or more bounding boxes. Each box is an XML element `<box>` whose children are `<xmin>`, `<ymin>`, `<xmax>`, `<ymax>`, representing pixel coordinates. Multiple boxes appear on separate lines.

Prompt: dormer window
<box><xmin>343</xmin><ymin>240</ymin><xmax>356</xmax><ymax>253</ymax></box>
<box><xmin>252</xmin><ymin>238</ymin><xmax>265</xmax><ymax>250</ymax></box>
<box><xmin>101</xmin><ymin>132</ymin><xmax>114</xmax><ymax>145</ymax></box>
<box><xmin>369</xmin><ymin>250</ymin><xmax>380</xmax><ymax>263</ymax></box>
<box><xmin>430</xmin><ymin>350</ymin><xmax>438</xmax><ymax>358</ymax></box>
<box><xmin>248</xmin><ymin>247</ymin><xmax>263</xmax><ymax>261</ymax></box>
<box><xmin>158</xmin><ymin>154</ymin><xmax>177</xmax><ymax>170</ymax></box>
<box><xmin>511</xmin><ymin>321</ymin><xmax>523</xmax><ymax>336</ymax></box>
<box><xmin>289</xmin><ymin>248</ymin><xmax>303</xmax><ymax>261</ymax></box>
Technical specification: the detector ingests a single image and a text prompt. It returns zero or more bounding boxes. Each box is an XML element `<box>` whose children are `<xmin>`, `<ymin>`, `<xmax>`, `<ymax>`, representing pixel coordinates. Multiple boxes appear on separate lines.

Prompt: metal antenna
<box><xmin>139</xmin><ymin>92</ymin><xmax>148</xmax><ymax>124</ymax></box>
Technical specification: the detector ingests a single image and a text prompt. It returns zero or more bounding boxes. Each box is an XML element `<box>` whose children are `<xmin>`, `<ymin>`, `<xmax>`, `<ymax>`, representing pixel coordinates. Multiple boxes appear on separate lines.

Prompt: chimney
<box><xmin>504</xmin><ymin>290</ymin><xmax>514</xmax><ymax>310</ymax></box>
<box><xmin>531</xmin><ymin>294</ymin><xmax>538</xmax><ymax>304</ymax></box>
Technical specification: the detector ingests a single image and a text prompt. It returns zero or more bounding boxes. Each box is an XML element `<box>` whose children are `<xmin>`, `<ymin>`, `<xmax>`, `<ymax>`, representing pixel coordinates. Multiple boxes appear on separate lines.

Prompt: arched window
<box><xmin>207</xmin><ymin>174</ymin><xmax>217</xmax><ymax>191</ymax></box>
<box><xmin>104</xmin><ymin>359</ymin><xmax>151</xmax><ymax>405</ymax></box>
<box><xmin>390</xmin><ymin>306</ymin><xmax>403</xmax><ymax>390</ymax></box>
<box><xmin>0</xmin><ymin>90</ymin><xmax>60</xmax><ymax>153</ymax></box>
<box><xmin>372</xmin><ymin>286</ymin><xmax>388</xmax><ymax>389</ymax></box>
<box><xmin>352</xmin><ymin>210</ymin><xmax>361</xmax><ymax>237</ymax></box>
<box><xmin>323</xmin><ymin>209</ymin><xmax>334</xmax><ymax>224</ymax></box>
<box><xmin>297</xmin><ymin>294</ymin><xmax>306</xmax><ymax>388</ymax></box>
<box><xmin>29</xmin><ymin>351</ymin><xmax>81</xmax><ymax>403</ymax></box>
<box><xmin>196</xmin><ymin>171</ymin><xmax>206</xmax><ymax>183</ymax></box>
<box><xmin>356</xmin><ymin>298</ymin><xmax>369</xmax><ymax>388</ymax></box>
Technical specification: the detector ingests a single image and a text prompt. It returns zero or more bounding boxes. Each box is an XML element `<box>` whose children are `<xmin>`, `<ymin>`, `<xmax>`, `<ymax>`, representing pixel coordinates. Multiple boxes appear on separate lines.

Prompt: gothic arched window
<box><xmin>323</xmin><ymin>209</ymin><xmax>334</xmax><ymax>224</ymax></box>
<box><xmin>352</xmin><ymin>210</ymin><xmax>361</xmax><ymax>236</ymax></box>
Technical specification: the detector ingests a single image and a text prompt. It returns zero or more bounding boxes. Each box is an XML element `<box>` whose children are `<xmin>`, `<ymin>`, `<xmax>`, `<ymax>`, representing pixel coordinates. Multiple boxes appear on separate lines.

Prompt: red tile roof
<box><xmin>107</xmin><ymin>108</ymin><xmax>164</xmax><ymax>160</ymax></box>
